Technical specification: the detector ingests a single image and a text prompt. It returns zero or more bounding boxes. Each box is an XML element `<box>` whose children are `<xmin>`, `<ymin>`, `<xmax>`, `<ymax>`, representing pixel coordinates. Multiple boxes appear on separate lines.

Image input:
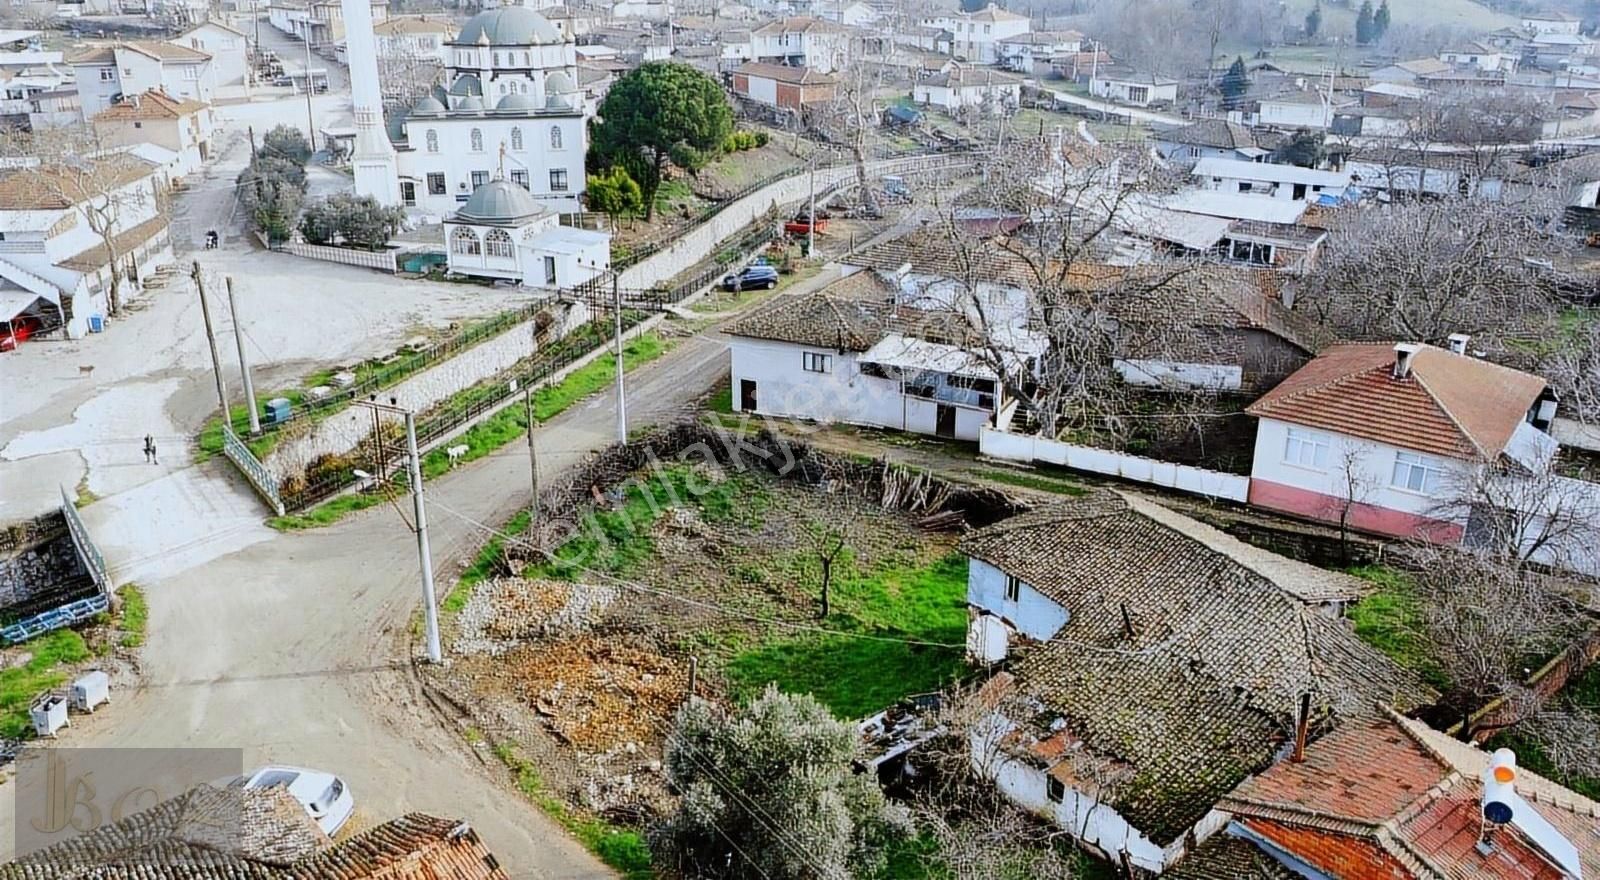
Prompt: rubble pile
<box><xmin>502</xmin><ymin>637</ymin><xmax>689</xmax><ymax>752</ymax></box>
<box><xmin>454</xmin><ymin>577</ymin><xmax>619</xmax><ymax>656</ymax></box>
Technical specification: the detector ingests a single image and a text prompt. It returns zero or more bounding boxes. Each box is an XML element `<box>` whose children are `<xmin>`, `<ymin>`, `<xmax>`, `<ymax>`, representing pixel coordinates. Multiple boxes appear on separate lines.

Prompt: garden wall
<box><xmin>979</xmin><ymin>427</ymin><xmax>1251</xmax><ymax>503</ymax></box>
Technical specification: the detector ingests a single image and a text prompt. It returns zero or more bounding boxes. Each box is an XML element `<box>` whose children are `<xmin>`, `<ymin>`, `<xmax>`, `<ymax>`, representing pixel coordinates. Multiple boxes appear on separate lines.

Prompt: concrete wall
<box><xmin>980</xmin><ymin>427</ymin><xmax>1251</xmax><ymax>502</ymax></box>
<box><xmin>0</xmin><ymin>527</ymin><xmax>88</xmax><ymax>611</ymax></box>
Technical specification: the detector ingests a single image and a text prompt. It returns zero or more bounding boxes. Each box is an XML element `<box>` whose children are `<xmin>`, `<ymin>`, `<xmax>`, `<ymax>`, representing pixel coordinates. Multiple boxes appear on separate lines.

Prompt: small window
<box><xmin>1238</xmin><ymin>181</ymin><xmax>1254</xmax><ymax>193</ymax></box>
<box><xmin>470</xmin><ymin>128</ymin><xmax>483</xmax><ymax>152</ymax></box>
<box><xmin>510</xmin><ymin>168</ymin><xmax>529</xmax><ymax>188</ymax></box>
<box><xmin>400</xmin><ymin>180</ymin><xmax>416</xmax><ymax>206</ymax></box>
<box><xmin>1046</xmin><ymin>775</ymin><xmax>1065</xmax><ymax>803</ymax></box>
<box><xmin>802</xmin><ymin>351</ymin><xmax>831</xmax><ymax>373</ymax></box>
<box><xmin>550</xmin><ymin>126</ymin><xmax>562</xmax><ymax>150</ymax></box>
<box><xmin>1283</xmin><ymin>427</ymin><xmax>1330</xmax><ymax>469</ymax></box>
<box><xmin>99</xmin><ymin>68</ymin><xmax>115</xmax><ymax>81</ymax></box>
<box><xmin>1004</xmin><ymin>574</ymin><xmax>1020</xmax><ymax>602</ymax></box>
<box><xmin>549</xmin><ymin>168</ymin><xmax>568</xmax><ymax>191</ymax></box>
<box><xmin>427</xmin><ymin>172</ymin><xmax>446</xmax><ymax>195</ymax></box>
<box><xmin>511</xmin><ymin>126</ymin><xmax>523</xmax><ymax>151</ymax></box>
<box><xmin>470</xmin><ymin>170</ymin><xmax>489</xmax><ymax>189</ymax></box>
<box><xmin>543</xmin><ymin>255</ymin><xmax>556</xmax><ymax>285</ymax></box>
<box><xmin>133</xmin><ymin>121</ymin><xmax>142</xmax><ymax>129</ymax></box>
<box><xmin>425</xmin><ymin>129</ymin><xmax>438</xmax><ymax>153</ymax></box>
<box><xmin>1392</xmin><ymin>452</ymin><xmax>1444</xmax><ymax>494</ymax></box>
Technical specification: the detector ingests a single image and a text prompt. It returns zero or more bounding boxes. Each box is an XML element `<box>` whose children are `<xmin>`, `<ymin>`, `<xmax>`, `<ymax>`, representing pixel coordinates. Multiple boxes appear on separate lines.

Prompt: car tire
<box><xmin>765</xmin><ymin>280</ymin><xmax>777</xmax><ymax>289</ymax></box>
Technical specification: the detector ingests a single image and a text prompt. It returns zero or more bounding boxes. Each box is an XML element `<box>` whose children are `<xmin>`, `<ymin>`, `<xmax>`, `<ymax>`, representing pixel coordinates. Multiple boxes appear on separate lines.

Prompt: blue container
<box><xmin>264</xmin><ymin>397</ymin><xmax>292</xmax><ymax>424</ymax></box>
<box><xmin>87</xmin><ymin>314</ymin><xmax>104</xmax><ymax>333</ymax></box>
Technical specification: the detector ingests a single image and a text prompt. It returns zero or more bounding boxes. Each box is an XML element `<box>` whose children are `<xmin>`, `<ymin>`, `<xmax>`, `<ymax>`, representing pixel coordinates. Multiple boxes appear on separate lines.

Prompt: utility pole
<box><xmin>523</xmin><ymin>383</ymin><xmax>540</xmax><ymax>523</ymax></box>
<box><xmin>225</xmin><ymin>276</ymin><xmax>261</xmax><ymax>435</ymax></box>
<box><xmin>191</xmin><ymin>262</ymin><xmax>229</xmax><ymax>419</ymax></box>
<box><xmin>612</xmin><ymin>274</ymin><xmax>627</xmax><ymax>445</ymax></box>
<box><xmin>359</xmin><ymin>398</ymin><xmax>442</xmax><ymax>663</ymax></box>
<box><xmin>807</xmin><ymin>152</ymin><xmax>817</xmax><ymax>256</ymax></box>
<box><xmin>303</xmin><ymin>34</ymin><xmax>317</xmax><ymax>153</ymax></box>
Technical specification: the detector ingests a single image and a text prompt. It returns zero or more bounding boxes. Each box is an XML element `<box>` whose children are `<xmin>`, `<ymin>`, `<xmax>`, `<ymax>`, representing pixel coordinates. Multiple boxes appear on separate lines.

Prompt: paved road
<box><xmin>0</xmin><ymin>331</ymin><xmax>731</xmax><ymax>878</ymax></box>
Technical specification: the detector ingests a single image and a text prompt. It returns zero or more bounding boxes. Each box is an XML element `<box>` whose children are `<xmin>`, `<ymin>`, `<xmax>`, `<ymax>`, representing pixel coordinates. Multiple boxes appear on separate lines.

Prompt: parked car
<box><xmin>722</xmin><ymin>264</ymin><xmax>780</xmax><ymax>291</ymax></box>
<box><xmin>239</xmin><ymin>765</ymin><xmax>354</xmax><ymax>836</ymax></box>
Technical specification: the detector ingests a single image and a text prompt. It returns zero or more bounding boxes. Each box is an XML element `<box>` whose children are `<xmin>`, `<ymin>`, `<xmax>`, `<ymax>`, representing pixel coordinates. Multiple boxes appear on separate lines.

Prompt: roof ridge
<box><xmin>1408</xmin><ymin>368</ymin><xmax>1488</xmax><ymax>460</ymax></box>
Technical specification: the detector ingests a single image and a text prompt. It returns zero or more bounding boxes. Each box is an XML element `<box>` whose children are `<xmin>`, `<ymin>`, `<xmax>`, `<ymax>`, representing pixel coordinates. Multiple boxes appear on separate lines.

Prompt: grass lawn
<box><xmin>0</xmin><ymin>630</ymin><xmax>90</xmax><ymax>739</ymax></box>
<box><xmin>1345</xmin><ymin>565</ymin><xmax>1448</xmax><ymax>689</ymax></box>
<box><xmin>965</xmin><ymin>466</ymin><xmax>1087</xmax><ymax>497</ymax></box>
<box><xmin>268</xmin><ymin>333</ymin><xmax>670</xmax><ymax>531</ymax></box>
<box><xmin>490</xmin><ymin>741</ymin><xmax>652</xmax><ymax>879</ymax></box>
<box><xmin>116</xmin><ymin>584</ymin><xmax>148</xmax><ymax>648</ymax></box>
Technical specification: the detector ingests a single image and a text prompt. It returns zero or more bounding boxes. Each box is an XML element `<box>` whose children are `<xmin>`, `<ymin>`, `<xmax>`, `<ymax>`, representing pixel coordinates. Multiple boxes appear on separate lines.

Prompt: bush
<box><xmin>296</xmin><ymin>193</ymin><xmax>406</xmax><ymax>249</ymax></box>
<box><xmin>299</xmin><ymin>197</ymin><xmax>340</xmax><ymax>245</ymax></box>
<box><xmin>721</xmin><ymin>130</ymin><xmax>763</xmax><ymax>153</ymax></box>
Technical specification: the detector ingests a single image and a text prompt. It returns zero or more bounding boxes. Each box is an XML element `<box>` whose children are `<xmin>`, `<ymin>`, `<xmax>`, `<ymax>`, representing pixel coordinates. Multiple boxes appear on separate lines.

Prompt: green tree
<box><xmin>260</xmin><ymin>124</ymin><xmax>312</xmax><ymax>164</ymax></box>
<box><xmin>1373</xmin><ymin>0</ymin><xmax>1391</xmax><ymax>38</ymax></box>
<box><xmin>237</xmin><ymin>155</ymin><xmax>306</xmax><ymax>244</ymax></box>
<box><xmin>298</xmin><ymin>196</ymin><xmax>340</xmax><ymax>244</ymax></box>
<box><xmin>332</xmin><ymin>193</ymin><xmax>406</xmax><ymax>250</ymax></box>
<box><xmin>589</xmin><ymin>62</ymin><xmax>732</xmax><ymax>220</ymax></box>
<box><xmin>1274</xmin><ymin>128</ymin><xmax>1326</xmax><ymax>167</ymax></box>
<box><xmin>1355</xmin><ymin>0</ymin><xmax>1376</xmax><ymax>44</ymax></box>
<box><xmin>1305</xmin><ymin>1</ymin><xmax>1322</xmax><ymax>37</ymax></box>
<box><xmin>650</xmin><ymin>688</ymin><xmax>910</xmax><ymax>880</ymax></box>
<box><xmin>1219</xmin><ymin>56</ymin><xmax>1251</xmax><ymax>108</ymax></box>
<box><xmin>585</xmin><ymin>164</ymin><xmax>644</xmax><ymax>229</ymax></box>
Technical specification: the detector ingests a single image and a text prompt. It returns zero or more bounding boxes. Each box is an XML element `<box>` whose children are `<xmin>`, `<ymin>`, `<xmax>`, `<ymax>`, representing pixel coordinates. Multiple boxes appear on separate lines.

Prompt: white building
<box><xmin>373</xmin><ymin>15</ymin><xmax>454</xmax><ymax>66</ymax></box>
<box><xmin>91</xmin><ymin>89</ymin><xmax>217</xmax><ymax>179</ymax></box>
<box><xmin>1438</xmin><ymin>40</ymin><xmax>1517</xmax><ymax>73</ymax></box>
<box><xmin>68</xmin><ymin>41</ymin><xmax>215</xmax><ymax>121</ymax></box>
<box><xmin>918</xmin><ymin>3</ymin><xmax>1029</xmax><ymax>65</ymax></box>
<box><xmin>911</xmin><ymin>63</ymin><xmax>1021</xmax><ymax>112</ymax></box>
<box><xmin>818</xmin><ymin>0</ymin><xmax>877</xmax><ymax>28</ymax></box>
<box><xmin>444</xmin><ymin>178</ymin><xmax>608</xmax><ymax>286</ymax></box>
<box><xmin>1087</xmin><ymin>69</ymin><xmax>1177</xmax><ymax>107</ymax></box>
<box><xmin>1191</xmin><ymin>157</ymin><xmax>1353</xmax><ymax>203</ymax></box>
<box><xmin>169</xmin><ymin>20</ymin><xmax>249</xmax><ymax>86</ymax></box>
<box><xmin>1255</xmin><ymin>88</ymin><xmax>1349</xmax><ymax>130</ymax></box>
<box><xmin>390</xmin><ymin>4</ymin><xmax>587</xmax><ymax>216</ymax></box>
<box><xmin>1522</xmin><ymin>11</ymin><xmax>1582</xmax><ymax>34</ymax></box>
<box><xmin>750</xmin><ymin>16</ymin><xmax>850</xmax><ymax>73</ymax></box>
<box><xmin>1246</xmin><ymin>341</ymin><xmax>1558</xmax><ymax>545</ymax></box>
<box><xmin>0</xmin><ymin>155</ymin><xmax>173</xmax><ymax>339</ymax></box>
<box><xmin>996</xmin><ymin>30</ymin><xmax>1082</xmax><ymax>75</ymax></box>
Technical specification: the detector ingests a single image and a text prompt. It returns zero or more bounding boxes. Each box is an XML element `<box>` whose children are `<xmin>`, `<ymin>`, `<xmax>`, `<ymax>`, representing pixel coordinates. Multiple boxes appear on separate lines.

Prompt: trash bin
<box><xmin>264</xmin><ymin>397</ymin><xmax>292</xmax><ymax>425</ymax></box>
<box><xmin>87</xmin><ymin>314</ymin><xmax>104</xmax><ymax>333</ymax></box>
<box><xmin>30</xmin><ymin>692</ymin><xmax>68</xmax><ymax>737</ymax></box>
<box><xmin>69</xmin><ymin>671</ymin><xmax>109</xmax><ymax>713</ymax></box>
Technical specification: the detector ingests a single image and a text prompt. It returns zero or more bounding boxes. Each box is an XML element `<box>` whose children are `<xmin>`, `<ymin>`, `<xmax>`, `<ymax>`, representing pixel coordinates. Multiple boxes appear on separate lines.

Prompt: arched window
<box><xmin>511</xmin><ymin>126</ymin><xmax>523</xmax><ymax>151</ymax></box>
<box><xmin>470</xmin><ymin>128</ymin><xmax>484</xmax><ymax>152</ymax></box>
<box><xmin>451</xmin><ymin>226</ymin><xmax>481</xmax><ymax>256</ymax></box>
<box><xmin>550</xmin><ymin>126</ymin><xmax>562</xmax><ymax>150</ymax></box>
<box><xmin>425</xmin><ymin>129</ymin><xmax>438</xmax><ymax>153</ymax></box>
<box><xmin>485</xmin><ymin>228</ymin><xmax>514</xmax><ymax>259</ymax></box>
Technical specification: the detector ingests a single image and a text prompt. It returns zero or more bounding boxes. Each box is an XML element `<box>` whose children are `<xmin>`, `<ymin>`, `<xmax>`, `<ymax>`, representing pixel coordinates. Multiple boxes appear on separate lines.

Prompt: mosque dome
<box><xmin>545</xmin><ymin>70</ymin><xmax>577</xmax><ymax>94</ymax></box>
<box><xmin>411</xmin><ymin>94</ymin><xmax>446</xmax><ymax>115</ymax></box>
<box><xmin>448</xmin><ymin>74</ymin><xmax>482</xmax><ymax>97</ymax></box>
<box><xmin>456</xmin><ymin>179</ymin><xmax>545</xmax><ymax>224</ymax></box>
<box><xmin>455</xmin><ymin>94</ymin><xmax>485</xmax><ymax>112</ymax></box>
<box><xmin>456</xmin><ymin>5</ymin><xmax>562</xmax><ymax>46</ymax></box>
<box><xmin>495</xmin><ymin>92</ymin><xmax>538</xmax><ymax>112</ymax></box>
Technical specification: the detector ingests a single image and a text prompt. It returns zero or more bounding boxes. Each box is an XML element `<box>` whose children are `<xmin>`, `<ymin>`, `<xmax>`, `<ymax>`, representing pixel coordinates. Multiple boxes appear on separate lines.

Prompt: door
<box><xmin>935</xmin><ymin>404</ymin><xmax>956</xmax><ymax>438</ymax></box>
<box><xmin>400</xmin><ymin>181</ymin><xmax>416</xmax><ymax>206</ymax></box>
<box><xmin>543</xmin><ymin>256</ymin><xmax>557</xmax><ymax>285</ymax></box>
<box><xmin>1292</xmin><ymin>183</ymin><xmax>1307</xmax><ymax>200</ymax></box>
<box><xmin>739</xmin><ymin>379</ymin><xmax>757</xmax><ymax>412</ymax></box>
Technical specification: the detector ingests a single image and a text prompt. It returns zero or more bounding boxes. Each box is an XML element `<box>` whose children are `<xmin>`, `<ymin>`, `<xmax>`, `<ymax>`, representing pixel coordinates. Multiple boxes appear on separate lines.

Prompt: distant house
<box><xmin>169</xmin><ymin>20</ymin><xmax>249</xmax><ymax>86</ymax></box>
<box><xmin>1369</xmin><ymin>57</ymin><xmax>1454</xmax><ymax>84</ymax></box>
<box><xmin>918</xmin><ymin>3</ymin><xmax>1030</xmax><ymax>64</ymax></box>
<box><xmin>1254</xmin><ymin>88</ymin><xmax>1353</xmax><ymax>130</ymax></box>
<box><xmin>750</xmin><ymin>16</ymin><xmax>849</xmax><ymax>72</ymax></box>
<box><xmin>1087</xmin><ymin>68</ymin><xmax>1177</xmax><ymax>107</ymax></box>
<box><xmin>1438</xmin><ymin>40</ymin><xmax>1516</xmax><ymax>73</ymax></box>
<box><xmin>91</xmin><ymin>89</ymin><xmax>217</xmax><ymax>179</ymax></box>
<box><xmin>1205</xmin><ymin>711</ymin><xmax>1600</xmax><ymax>880</ymax></box>
<box><xmin>68</xmin><ymin>41</ymin><xmax>216</xmax><ymax>121</ymax></box>
<box><xmin>818</xmin><ymin>0</ymin><xmax>877</xmax><ymax>27</ymax></box>
<box><xmin>372</xmin><ymin>15</ymin><xmax>454</xmax><ymax>67</ymax></box>
<box><xmin>996</xmin><ymin>30</ymin><xmax>1082</xmax><ymax>75</ymax></box>
<box><xmin>1191</xmin><ymin>157</ymin><xmax>1352</xmax><ymax>204</ymax></box>
<box><xmin>1245</xmin><ymin>341</ymin><xmax>1559</xmax><ymax>543</ymax></box>
<box><xmin>959</xmin><ymin>493</ymin><xmax>1430</xmax><ymax>874</ymax></box>
<box><xmin>1152</xmin><ymin>119</ymin><xmax>1277</xmax><ymax>164</ymax></box>
<box><xmin>730</xmin><ymin>61</ymin><xmax>836</xmax><ymax>110</ymax></box>
<box><xmin>912</xmin><ymin>63</ymin><xmax>1022</xmax><ymax>112</ymax></box>
<box><xmin>1522</xmin><ymin>10</ymin><xmax>1582</xmax><ymax>34</ymax></box>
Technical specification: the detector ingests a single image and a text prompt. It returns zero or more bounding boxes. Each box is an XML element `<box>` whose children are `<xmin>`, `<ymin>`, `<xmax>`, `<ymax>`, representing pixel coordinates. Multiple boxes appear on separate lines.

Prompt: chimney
<box><xmin>1447</xmin><ymin>333</ymin><xmax>1471</xmax><ymax>355</ymax></box>
<box><xmin>1291</xmin><ymin>693</ymin><xmax>1310</xmax><ymax>763</ymax></box>
<box><xmin>1393</xmin><ymin>343</ymin><xmax>1420</xmax><ymax>379</ymax></box>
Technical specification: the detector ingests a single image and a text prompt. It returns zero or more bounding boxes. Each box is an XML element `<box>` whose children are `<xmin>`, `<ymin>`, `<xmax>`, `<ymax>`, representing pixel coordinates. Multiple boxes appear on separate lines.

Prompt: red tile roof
<box><xmin>1245</xmin><ymin>343</ymin><xmax>1547</xmax><ymax>461</ymax></box>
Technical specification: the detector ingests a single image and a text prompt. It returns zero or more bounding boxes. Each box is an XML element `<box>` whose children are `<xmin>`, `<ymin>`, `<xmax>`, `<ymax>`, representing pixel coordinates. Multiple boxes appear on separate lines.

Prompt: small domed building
<box><xmin>390</xmin><ymin>0</ymin><xmax>586</xmax><ymax>217</ymax></box>
<box><xmin>444</xmin><ymin>177</ymin><xmax>610</xmax><ymax>287</ymax></box>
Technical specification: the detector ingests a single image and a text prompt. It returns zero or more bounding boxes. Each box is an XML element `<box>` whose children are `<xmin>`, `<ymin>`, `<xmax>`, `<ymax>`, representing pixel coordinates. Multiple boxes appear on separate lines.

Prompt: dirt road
<box><xmin>0</xmin><ymin>331</ymin><xmax>730</xmax><ymax>878</ymax></box>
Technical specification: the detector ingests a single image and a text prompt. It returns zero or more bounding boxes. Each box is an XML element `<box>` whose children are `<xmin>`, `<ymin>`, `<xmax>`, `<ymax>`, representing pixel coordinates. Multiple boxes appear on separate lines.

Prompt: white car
<box><xmin>241</xmin><ymin>766</ymin><xmax>354</xmax><ymax>836</ymax></box>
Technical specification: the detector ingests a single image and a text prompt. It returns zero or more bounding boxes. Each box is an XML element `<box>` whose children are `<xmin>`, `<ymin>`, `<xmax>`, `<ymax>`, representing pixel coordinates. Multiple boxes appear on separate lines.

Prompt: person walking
<box><xmin>144</xmin><ymin>434</ymin><xmax>157</xmax><ymax>465</ymax></box>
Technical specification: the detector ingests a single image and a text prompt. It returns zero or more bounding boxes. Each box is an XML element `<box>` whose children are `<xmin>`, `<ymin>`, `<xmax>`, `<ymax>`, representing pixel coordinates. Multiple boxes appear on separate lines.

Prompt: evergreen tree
<box><xmin>589</xmin><ymin>62</ymin><xmax>733</xmax><ymax>220</ymax></box>
<box><xmin>1219</xmin><ymin>56</ymin><xmax>1251</xmax><ymax>108</ymax></box>
<box><xmin>1305</xmin><ymin>1</ymin><xmax>1322</xmax><ymax>37</ymax></box>
<box><xmin>1274</xmin><ymin>128</ymin><xmax>1326</xmax><ymax>168</ymax></box>
<box><xmin>1355</xmin><ymin>0</ymin><xmax>1375</xmax><ymax>43</ymax></box>
<box><xmin>1373</xmin><ymin>0</ymin><xmax>1391</xmax><ymax>38</ymax></box>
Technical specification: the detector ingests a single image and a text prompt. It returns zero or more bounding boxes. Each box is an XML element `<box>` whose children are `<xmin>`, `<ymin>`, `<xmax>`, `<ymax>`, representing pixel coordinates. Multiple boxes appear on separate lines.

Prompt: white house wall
<box><xmin>1258</xmin><ymin>101</ymin><xmax>1332</xmax><ymax>130</ymax></box>
<box><xmin>965</xmin><ymin>557</ymin><xmax>1068</xmax><ymax>641</ymax></box>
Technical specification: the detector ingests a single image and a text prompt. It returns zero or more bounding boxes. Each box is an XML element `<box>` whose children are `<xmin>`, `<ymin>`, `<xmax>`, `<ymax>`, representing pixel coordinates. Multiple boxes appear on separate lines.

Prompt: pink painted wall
<box><xmin>1248</xmin><ymin>479</ymin><xmax>1463</xmax><ymax>544</ymax></box>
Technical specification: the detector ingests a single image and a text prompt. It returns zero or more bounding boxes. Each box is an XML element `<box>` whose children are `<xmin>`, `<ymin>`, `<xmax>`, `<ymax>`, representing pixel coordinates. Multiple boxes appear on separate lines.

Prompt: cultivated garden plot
<box><xmin>433</xmin><ymin>455</ymin><xmax>978</xmax><ymax>818</ymax></box>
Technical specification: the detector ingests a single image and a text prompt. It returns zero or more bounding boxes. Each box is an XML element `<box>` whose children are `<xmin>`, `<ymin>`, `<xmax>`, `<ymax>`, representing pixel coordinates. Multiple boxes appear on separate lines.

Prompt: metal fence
<box><xmin>58</xmin><ymin>486</ymin><xmax>109</xmax><ymax>592</ymax></box>
<box><xmin>224</xmin><ymin>427</ymin><xmax>286</xmax><ymax>516</ymax></box>
<box><xmin>1</xmin><ymin>489</ymin><xmax>119</xmax><ymax>644</ymax></box>
<box><xmin>280</xmin><ymin>241</ymin><xmax>400</xmax><ymax>273</ymax></box>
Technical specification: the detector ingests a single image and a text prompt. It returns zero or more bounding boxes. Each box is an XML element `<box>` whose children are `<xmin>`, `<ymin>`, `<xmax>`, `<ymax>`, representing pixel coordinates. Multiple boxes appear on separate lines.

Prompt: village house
<box><xmin>1152</xmin><ymin>119</ymin><xmax>1278</xmax><ymax>164</ymax></box>
<box><xmin>1438</xmin><ymin>40</ymin><xmax>1517</xmax><ymax>73</ymax></box>
<box><xmin>1087</xmin><ymin>68</ymin><xmax>1177</xmax><ymax>107</ymax></box>
<box><xmin>749</xmin><ymin>16</ymin><xmax>849</xmax><ymax>73</ymax></box>
<box><xmin>817</xmin><ymin>0</ymin><xmax>877</xmax><ymax>27</ymax></box>
<box><xmin>444</xmin><ymin>178</ymin><xmax>608</xmax><ymax>287</ymax></box>
<box><xmin>995</xmin><ymin>30</ymin><xmax>1082</xmax><ymax>75</ymax></box>
<box><xmin>372</xmin><ymin>15</ymin><xmax>454</xmax><ymax>66</ymax></box>
<box><xmin>911</xmin><ymin>63</ymin><xmax>1022</xmax><ymax>113</ymax></box>
<box><xmin>1253</xmin><ymin>87</ymin><xmax>1353</xmax><ymax>131</ymax></box>
<box><xmin>1051</xmin><ymin>46</ymin><xmax>1112</xmax><ymax>81</ymax></box>
<box><xmin>169</xmin><ymin>20</ymin><xmax>249</xmax><ymax>87</ymax></box>
<box><xmin>1245</xmin><ymin>340</ymin><xmax>1558</xmax><ymax>544</ymax></box>
<box><xmin>918</xmin><ymin>3</ymin><xmax>1029</xmax><ymax>64</ymax></box>
<box><xmin>270</xmin><ymin>0</ymin><xmax>390</xmax><ymax>46</ymax></box>
<box><xmin>730</xmin><ymin>61</ymin><xmax>835</xmax><ymax>110</ymax></box>
<box><xmin>1194</xmin><ymin>711</ymin><xmax>1599</xmax><ymax>880</ymax></box>
<box><xmin>91</xmin><ymin>89</ymin><xmax>217</xmax><ymax>179</ymax></box>
<box><xmin>959</xmin><ymin>493</ymin><xmax>1430</xmax><ymax>874</ymax></box>
<box><xmin>1369</xmin><ymin>57</ymin><xmax>1453</xmax><ymax>84</ymax></box>
<box><xmin>1191</xmin><ymin>157</ymin><xmax>1353</xmax><ymax>204</ymax></box>
<box><xmin>68</xmin><ymin>41</ymin><xmax>215</xmax><ymax>120</ymax></box>
<box><xmin>0</xmin><ymin>155</ymin><xmax>172</xmax><ymax>339</ymax></box>
<box><xmin>1522</xmin><ymin>10</ymin><xmax>1582</xmax><ymax>35</ymax></box>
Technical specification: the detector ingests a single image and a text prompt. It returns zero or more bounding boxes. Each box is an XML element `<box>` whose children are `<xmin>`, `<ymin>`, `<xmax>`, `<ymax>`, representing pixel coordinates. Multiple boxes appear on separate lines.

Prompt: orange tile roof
<box><xmin>93</xmin><ymin>89</ymin><xmax>207</xmax><ymax>121</ymax></box>
<box><xmin>0</xmin><ymin>155</ymin><xmax>157</xmax><ymax>211</ymax></box>
<box><xmin>1245</xmin><ymin>343</ymin><xmax>1546</xmax><ymax>461</ymax></box>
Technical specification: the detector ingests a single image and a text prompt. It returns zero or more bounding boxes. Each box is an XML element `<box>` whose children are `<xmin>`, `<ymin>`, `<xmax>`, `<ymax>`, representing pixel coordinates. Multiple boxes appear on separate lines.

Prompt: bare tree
<box><xmin>811</xmin><ymin>57</ymin><xmax>885</xmax><ymax>214</ymax></box>
<box><xmin>1326</xmin><ymin>444</ymin><xmax>1377</xmax><ymax>564</ymax></box>
<box><xmin>377</xmin><ymin>46</ymin><xmax>444</xmax><ymax>102</ymax></box>
<box><xmin>807</xmin><ymin>519</ymin><xmax>848</xmax><ymax>618</ymax></box>
<box><xmin>1541</xmin><ymin>320</ymin><xmax>1600</xmax><ymax>426</ymax></box>
<box><xmin>1433</xmin><ymin>457</ymin><xmax>1600</xmax><ymax>574</ymax></box>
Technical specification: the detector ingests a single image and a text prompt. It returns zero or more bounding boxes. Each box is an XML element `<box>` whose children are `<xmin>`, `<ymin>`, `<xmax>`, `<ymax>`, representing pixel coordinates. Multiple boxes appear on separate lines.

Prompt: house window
<box><xmin>470</xmin><ymin>128</ymin><xmax>484</xmax><ymax>151</ymax></box>
<box><xmin>400</xmin><ymin>180</ymin><xmax>416</xmax><ymax>206</ymax></box>
<box><xmin>1046</xmin><ymin>775</ymin><xmax>1065</xmax><ymax>803</ymax></box>
<box><xmin>450</xmin><ymin>225</ymin><xmax>481</xmax><ymax>255</ymax></box>
<box><xmin>425</xmin><ymin>129</ymin><xmax>438</xmax><ymax>152</ymax></box>
<box><xmin>1283</xmin><ymin>427</ymin><xmax>1330</xmax><ymax>469</ymax></box>
<box><xmin>427</xmin><ymin>172</ymin><xmax>446</xmax><ymax>195</ymax></box>
<box><xmin>549</xmin><ymin>169</ymin><xmax>568</xmax><ymax>191</ymax></box>
<box><xmin>1128</xmin><ymin>85</ymin><xmax>1149</xmax><ymax>103</ymax></box>
<box><xmin>550</xmin><ymin>126</ymin><xmax>562</xmax><ymax>150</ymax></box>
<box><xmin>511</xmin><ymin>126</ymin><xmax>523</xmax><ymax>151</ymax></box>
<box><xmin>99</xmin><ymin>68</ymin><xmax>115</xmax><ymax>81</ymax></box>
<box><xmin>183</xmin><ymin>65</ymin><xmax>199</xmax><ymax>80</ymax></box>
<box><xmin>1392</xmin><ymin>452</ymin><xmax>1444</xmax><ymax>494</ymax></box>
<box><xmin>133</xmin><ymin>121</ymin><xmax>142</xmax><ymax>129</ymax></box>
<box><xmin>484</xmin><ymin>228</ymin><xmax>514</xmax><ymax>258</ymax></box>
<box><xmin>1004</xmin><ymin>574</ymin><xmax>1020</xmax><ymax>601</ymax></box>
<box><xmin>470</xmin><ymin>170</ymin><xmax>489</xmax><ymax>189</ymax></box>
<box><xmin>802</xmin><ymin>351</ymin><xmax>831</xmax><ymax>373</ymax></box>
<box><xmin>1238</xmin><ymin>182</ymin><xmax>1254</xmax><ymax>193</ymax></box>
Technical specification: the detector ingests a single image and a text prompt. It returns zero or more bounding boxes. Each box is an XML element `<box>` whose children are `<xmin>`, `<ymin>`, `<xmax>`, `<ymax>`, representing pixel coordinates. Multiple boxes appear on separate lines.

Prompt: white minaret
<box><xmin>343</xmin><ymin>0</ymin><xmax>399</xmax><ymax>206</ymax></box>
